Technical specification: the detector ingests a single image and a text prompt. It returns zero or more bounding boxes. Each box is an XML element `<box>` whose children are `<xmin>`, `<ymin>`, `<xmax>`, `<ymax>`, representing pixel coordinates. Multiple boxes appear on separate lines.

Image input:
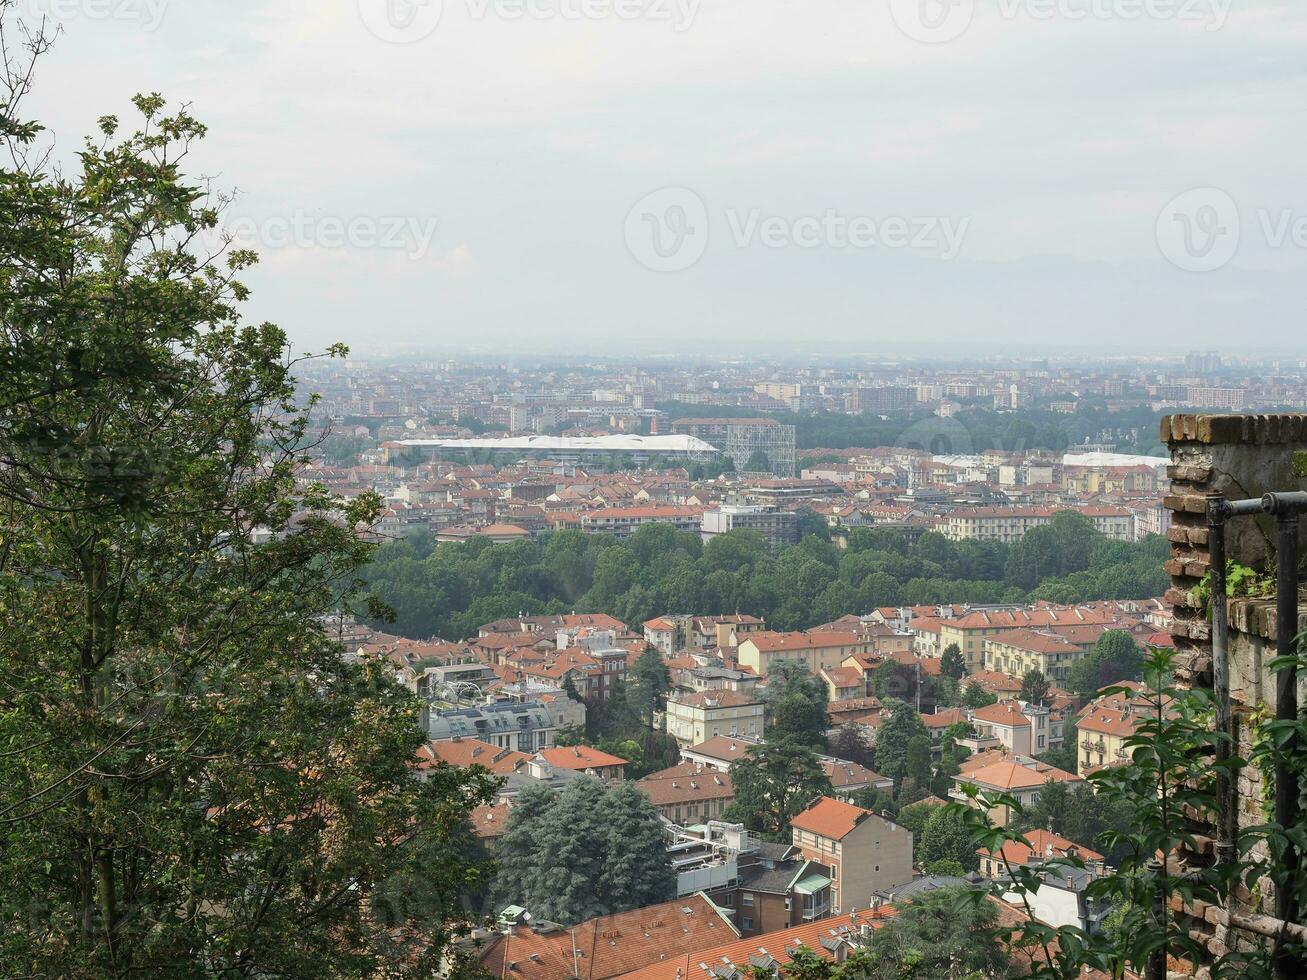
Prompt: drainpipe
<box><xmin>1262</xmin><ymin>491</ymin><xmax>1307</xmax><ymax>975</ymax></box>
<box><xmin>1207</xmin><ymin>499</ymin><xmax>1235</xmax><ymax>863</ymax></box>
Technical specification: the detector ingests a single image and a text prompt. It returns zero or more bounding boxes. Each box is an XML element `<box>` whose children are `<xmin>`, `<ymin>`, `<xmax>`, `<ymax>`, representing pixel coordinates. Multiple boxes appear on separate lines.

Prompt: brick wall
<box><xmin>1163</xmin><ymin>413</ymin><xmax>1307</xmax><ymax>969</ymax></box>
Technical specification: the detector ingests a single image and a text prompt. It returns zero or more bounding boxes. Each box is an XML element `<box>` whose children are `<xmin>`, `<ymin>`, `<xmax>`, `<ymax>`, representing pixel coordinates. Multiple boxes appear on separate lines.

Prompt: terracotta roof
<box><xmin>921</xmin><ymin>708</ymin><xmax>968</xmax><ymax>729</ymax></box>
<box><xmin>821</xmin><ymin>759</ymin><xmax>889</xmax><ymax>789</ymax></box>
<box><xmin>480</xmin><ymin>893</ymin><xmax>736</xmax><ymax>979</ymax></box>
<box><xmin>745</xmin><ymin>630</ymin><xmax>863</xmax><ymax>653</ymax></box>
<box><xmin>960</xmin><ymin>760</ymin><xmax>1081</xmax><ymax>792</ymax></box>
<box><xmin>617</xmin><ymin>907</ymin><xmax>898</xmax><ymax>979</ymax></box>
<box><xmin>470</xmin><ymin>801</ymin><xmax>513</xmax><ymax>839</ymax></box>
<box><xmin>415</xmin><ymin>738</ymin><xmax>530</xmax><ymax>774</ymax></box>
<box><xmin>682</xmin><ymin>735</ymin><xmax>761</xmax><ymax>765</ymax></box>
<box><xmin>790</xmin><ymin>796</ymin><xmax>874</xmax><ymax>841</ymax></box>
<box><xmin>980</xmin><ymin>827</ymin><xmax>1103</xmax><ymax>867</ymax></box>
<box><xmin>537</xmin><ymin>746</ymin><xmax>628</xmax><ymax>770</ymax></box>
<box><xmin>635</xmin><ymin>767</ymin><xmax>734</xmax><ymax>806</ymax></box>
<box><xmin>971</xmin><ymin>701</ymin><xmax>1032</xmax><ymax>729</ymax></box>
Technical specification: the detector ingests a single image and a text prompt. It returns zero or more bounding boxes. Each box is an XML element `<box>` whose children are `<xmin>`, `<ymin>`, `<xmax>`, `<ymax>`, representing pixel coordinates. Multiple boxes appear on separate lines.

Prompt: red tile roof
<box><xmin>538</xmin><ymin>746</ymin><xmax>627</xmax><ymax>771</ymax></box>
<box><xmin>480</xmin><ymin>894</ymin><xmax>736</xmax><ymax>979</ymax></box>
<box><xmin>790</xmin><ymin>796</ymin><xmax>874</xmax><ymax>841</ymax></box>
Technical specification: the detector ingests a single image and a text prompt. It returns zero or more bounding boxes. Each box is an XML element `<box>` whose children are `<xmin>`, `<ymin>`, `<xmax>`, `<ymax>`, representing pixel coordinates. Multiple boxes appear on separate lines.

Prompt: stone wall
<box><xmin>1163</xmin><ymin>413</ymin><xmax>1307</xmax><ymax>969</ymax></box>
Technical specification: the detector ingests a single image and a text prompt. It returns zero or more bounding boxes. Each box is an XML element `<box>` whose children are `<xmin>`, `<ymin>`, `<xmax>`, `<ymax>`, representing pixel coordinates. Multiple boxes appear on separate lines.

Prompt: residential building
<box><xmin>701</xmin><ymin>505</ymin><xmax>799</xmax><ymax>551</ymax></box>
<box><xmin>535</xmin><ymin>745</ymin><xmax>627</xmax><ymax>782</ymax></box>
<box><xmin>735</xmin><ymin>630</ymin><xmax>875</xmax><ymax>676</ymax></box>
<box><xmin>680</xmin><ymin>734</ymin><xmax>763</xmax><ymax>771</ymax></box>
<box><xmin>789</xmin><ymin>796</ymin><xmax>914</xmax><ymax>913</ymax></box>
<box><xmin>425</xmin><ymin>700</ymin><xmax>556</xmax><ymax>752</ymax></box>
<box><xmin>942</xmin><ymin>506</ymin><xmax>1133</xmax><ymax>544</ymax></box>
<box><xmin>950</xmin><ymin>756</ymin><xmax>1083</xmax><ymax>826</ymax></box>
<box><xmin>637</xmin><ymin>763</ymin><xmax>735</xmax><ymax>823</ymax></box>
<box><xmin>981</xmin><ymin>629</ymin><xmax>1091</xmax><ymax>684</ymax></box>
<box><xmin>665</xmin><ymin>690</ymin><xmax>765</xmax><ymax>746</ymax></box>
<box><xmin>1076</xmin><ymin>683</ymin><xmax>1169</xmax><ymax>776</ymax></box>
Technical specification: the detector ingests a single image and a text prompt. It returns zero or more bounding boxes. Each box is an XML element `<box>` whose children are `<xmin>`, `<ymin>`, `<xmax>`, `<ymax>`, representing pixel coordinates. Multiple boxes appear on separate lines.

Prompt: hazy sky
<box><xmin>19</xmin><ymin>0</ymin><xmax>1307</xmax><ymax>354</ymax></box>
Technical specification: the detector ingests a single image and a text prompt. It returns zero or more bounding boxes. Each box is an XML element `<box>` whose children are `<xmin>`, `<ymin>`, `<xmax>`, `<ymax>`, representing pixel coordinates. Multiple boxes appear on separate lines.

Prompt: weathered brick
<box><xmin>1168</xmin><ymin>463</ymin><xmax>1214</xmax><ymax>483</ymax></box>
<box><xmin>1187</xmin><ymin>527</ymin><xmax>1210</xmax><ymax>547</ymax></box>
<box><xmin>1164</xmin><ymin>493</ymin><xmax>1213</xmax><ymax>515</ymax></box>
<box><xmin>1196</xmin><ymin>414</ymin><xmax>1245</xmax><ymax>445</ymax></box>
<box><xmin>1167</xmin><ymin>526</ymin><xmax>1191</xmax><ymax>544</ymax></box>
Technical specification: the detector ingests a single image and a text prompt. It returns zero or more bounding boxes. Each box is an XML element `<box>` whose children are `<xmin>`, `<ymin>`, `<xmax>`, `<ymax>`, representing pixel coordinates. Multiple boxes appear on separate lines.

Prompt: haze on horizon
<box><xmin>23</xmin><ymin>0</ymin><xmax>1307</xmax><ymax>354</ymax></box>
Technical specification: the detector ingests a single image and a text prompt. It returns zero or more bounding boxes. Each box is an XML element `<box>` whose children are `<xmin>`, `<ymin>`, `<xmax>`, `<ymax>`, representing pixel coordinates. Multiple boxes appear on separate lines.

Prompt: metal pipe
<box><xmin>1147</xmin><ymin>857</ymin><xmax>1167</xmax><ymax>980</ymax></box>
<box><xmin>1207</xmin><ymin>500</ymin><xmax>1236</xmax><ymax>862</ymax></box>
<box><xmin>1272</xmin><ymin>509</ymin><xmax>1301</xmax><ymax>978</ymax></box>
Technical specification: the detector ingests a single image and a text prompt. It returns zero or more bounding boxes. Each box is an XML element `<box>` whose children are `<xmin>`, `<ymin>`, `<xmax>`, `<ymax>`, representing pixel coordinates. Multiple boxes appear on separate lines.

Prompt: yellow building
<box><xmin>664</xmin><ymin>690</ymin><xmax>764</xmax><ymax>747</ymax></box>
<box><xmin>735</xmin><ymin>630</ymin><xmax>875</xmax><ymax>676</ymax></box>
<box><xmin>981</xmin><ymin>629</ymin><xmax>1091</xmax><ymax>684</ymax></box>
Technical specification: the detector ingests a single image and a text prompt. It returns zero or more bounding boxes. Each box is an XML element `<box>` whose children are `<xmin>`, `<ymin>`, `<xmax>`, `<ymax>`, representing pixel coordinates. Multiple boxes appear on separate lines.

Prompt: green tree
<box><xmin>855</xmin><ymin>887</ymin><xmax>1005</xmax><ymax>977</ymax></box>
<box><xmin>763</xmin><ymin>660</ymin><xmax>831</xmax><ymax>748</ymax></box>
<box><xmin>827</xmin><ymin>723</ymin><xmax>874</xmax><ymax>768</ymax></box>
<box><xmin>917</xmin><ymin>805</ymin><xmax>980</xmax><ymax>871</ymax></box>
<box><xmin>962</xmin><ymin>682</ymin><xmax>998</xmax><ymax>708</ymax></box>
<box><xmin>1068</xmin><ymin>630</ymin><xmax>1143</xmax><ymax>698</ymax></box>
<box><xmin>940</xmin><ymin>643</ymin><xmax>966</xmax><ymax>680</ymax></box>
<box><xmin>493</xmin><ymin>778</ymin><xmax>673</xmax><ymax>925</ymax></box>
<box><xmin>874</xmin><ymin>699</ymin><xmax>928</xmax><ymax>787</ymax></box>
<box><xmin>905</xmin><ymin>734</ymin><xmax>934</xmax><ymax>795</ymax></box>
<box><xmin>1020</xmin><ymin>668</ymin><xmax>1051</xmax><ymax>705</ymax></box>
<box><xmin>0</xmin><ymin>75</ymin><xmax>493</xmax><ymax>976</ymax></box>
<box><xmin>723</xmin><ymin>738</ymin><xmax>832</xmax><ymax>840</ymax></box>
<box><xmin>629</xmin><ymin>645</ymin><xmax>671</xmax><ymax>724</ymax></box>
<box><xmin>744</xmin><ymin>450</ymin><xmax>772</xmax><ymax>472</ymax></box>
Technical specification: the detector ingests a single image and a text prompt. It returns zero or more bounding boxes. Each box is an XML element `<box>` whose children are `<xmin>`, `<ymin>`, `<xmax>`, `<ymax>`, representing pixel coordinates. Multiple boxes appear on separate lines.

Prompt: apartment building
<box><xmin>789</xmin><ymin>796</ymin><xmax>913</xmax><ymax>914</ymax></box>
<box><xmin>950</xmin><ymin>756</ymin><xmax>1083</xmax><ymax>826</ymax></box>
<box><xmin>1076</xmin><ymin>683</ymin><xmax>1170</xmax><ymax>776</ymax></box>
<box><xmin>579</xmin><ymin>505</ymin><xmax>703</xmax><ymax>538</ymax></box>
<box><xmin>735</xmin><ymin>630</ymin><xmax>876</xmax><ymax>676</ymax></box>
<box><xmin>636</xmin><ymin>763</ymin><xmax>735</xmax><ymax>824</ymax></box>
<box><xmin>981</xmin><ymin>629</ymin><xmax>1091</xmax><ymax>683</ymax></box>
<box><xmin>937</xmin><ymin>607</ymin><xmax>1123</xmax><ymax>674</ymax></box>
<box><xmin>665</xmin><ymin>690</ymin><xmax>765</xmax><ymax>747</ymax></box>
<box><xmin>942</xmin><ymin>506</ymin><xmax>1133</xmax><ymax>544</ymax></box>
<box><xmin>701</xmin><ymin>505</ymin><xmax>799</xmax><ymax>551</ymax></box>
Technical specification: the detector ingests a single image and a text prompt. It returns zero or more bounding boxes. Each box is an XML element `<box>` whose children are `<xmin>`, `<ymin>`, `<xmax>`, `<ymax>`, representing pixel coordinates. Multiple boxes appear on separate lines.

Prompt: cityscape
<box><xmin>5</xmin><ymin>2</ymin><xmax>1307</xmax><ymax>979</ymax></box>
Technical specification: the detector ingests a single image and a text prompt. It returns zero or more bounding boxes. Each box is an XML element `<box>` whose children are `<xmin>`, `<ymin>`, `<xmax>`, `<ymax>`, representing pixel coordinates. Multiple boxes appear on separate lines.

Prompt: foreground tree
<box><xmin>493</xmin><ymin>779</ymin><xmax>674</xmax><ymax>924</ymax></box>
<box><xmin>0</xmin><ymin>29</ymin><xmax>492</xmax><ymax>976</ymax></box>
<box><xmin>723</xmin><ymin>738</ymin><xmax>832</xmax><ymax>840</ymax></box>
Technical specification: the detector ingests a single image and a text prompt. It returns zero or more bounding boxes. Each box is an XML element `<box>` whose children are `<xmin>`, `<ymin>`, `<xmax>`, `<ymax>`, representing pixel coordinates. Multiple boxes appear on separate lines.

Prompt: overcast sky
<box><xmin>19</xmin><ymin>0</ymin><xmax>1307</xmax><ymax>356</ymax></box>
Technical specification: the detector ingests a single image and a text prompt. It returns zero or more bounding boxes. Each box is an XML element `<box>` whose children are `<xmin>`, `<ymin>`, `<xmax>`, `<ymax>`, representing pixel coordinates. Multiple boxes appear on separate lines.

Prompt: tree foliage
<box><xmin>722</xmin><ymin>738</ymin><xmax>832</xmax><ymax>840</ymax></box>
<box><xmin>493</xmin><ymin>779</ymin><xmax>674</xmax><ymax>925</ymax></box>
<box><xmin>361</xmin><ymin>512</ymin><xmax>1168</xmax><ymax>640</ymax></box>
<box><xmin>0</xmin><ymin>52</ymin><xmax>493</xmax><ymax>977</ymax></box>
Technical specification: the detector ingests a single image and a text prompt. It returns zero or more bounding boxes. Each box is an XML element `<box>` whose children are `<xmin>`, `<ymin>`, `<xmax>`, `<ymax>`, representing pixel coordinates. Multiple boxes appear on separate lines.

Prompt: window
<box><xmin>830</xmin><ymin>865</ymin><xmax>837</xmax><ymax>880</ymax></box>
<box><xmin>874</xmin><ymin>865</ymin><xmax>880</xmax><ymax>873</ymax></box>
<box><xmin>741</xmin><ymin>893</ymin><xmax>754</xmax><ymax>906</ymax></box>
<box><xmin>741</xmin><ymin>917</ymin><xmax>753</xmax><ymax>931</ymax></box>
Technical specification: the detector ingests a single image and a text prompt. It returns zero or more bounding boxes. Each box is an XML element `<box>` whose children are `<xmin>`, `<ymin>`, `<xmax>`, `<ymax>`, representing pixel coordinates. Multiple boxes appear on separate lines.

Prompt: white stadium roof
<box><xmin>1061</xmin><ymin>451</ymin><xmax>1169</xmax><ymax>469</ymax></box>
<box><xmin>394</xmin><ymin>434</ymin><xmax>720</xmax><ymax>453</ymax></box>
